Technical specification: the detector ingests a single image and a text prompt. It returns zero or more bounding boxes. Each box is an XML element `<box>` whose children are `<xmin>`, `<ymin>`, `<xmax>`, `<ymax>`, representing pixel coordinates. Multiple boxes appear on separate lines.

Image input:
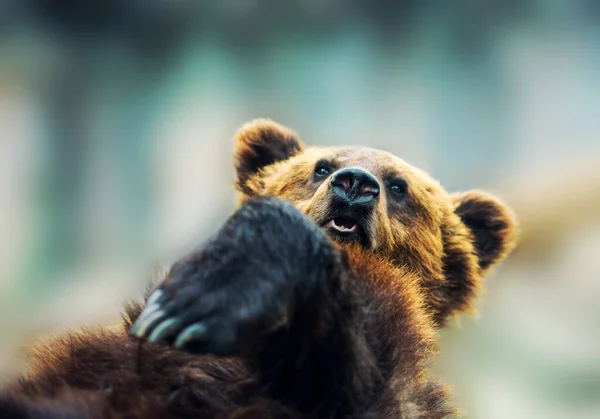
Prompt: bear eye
<box><xmin>389</xmin><ymin>179</ymin><xmax>408</xmax><ymax>199</ymax></box>
<box><xmin>315</xmin><ymin>167</ymin><xmax>330</xmax><ymax>177</ymax></box>
<box><xmin>313</xmin><ymin>160</ymin><xmax>333</xmax><ymax>180</ymax></box>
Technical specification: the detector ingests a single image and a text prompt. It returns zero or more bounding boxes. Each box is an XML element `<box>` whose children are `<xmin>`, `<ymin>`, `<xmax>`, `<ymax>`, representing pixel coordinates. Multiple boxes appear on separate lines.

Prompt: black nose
<box><xmin>330</xmin><ymin>168</ymin><xmax>380</xmax><ymax>205</ymax></box>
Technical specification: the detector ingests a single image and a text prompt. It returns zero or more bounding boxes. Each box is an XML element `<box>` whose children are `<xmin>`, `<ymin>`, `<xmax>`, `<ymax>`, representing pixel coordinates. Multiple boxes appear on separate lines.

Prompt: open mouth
<box><xmin>329</xmin><ymin>216</ymin><xmax>359</xmax><ymax>233</ymax></box>
<box><xmin>324</xmin><ymin>215</ymin><xmax>368</xmax><ymax>247</ymax></box>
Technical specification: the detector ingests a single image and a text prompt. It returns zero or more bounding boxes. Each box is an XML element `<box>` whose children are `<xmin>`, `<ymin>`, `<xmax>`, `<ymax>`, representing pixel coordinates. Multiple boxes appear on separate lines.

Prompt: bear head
<box><xmin>233</xmin><ymin>119</ymin><xmax>518</xmax><ymax>326</ymax></box>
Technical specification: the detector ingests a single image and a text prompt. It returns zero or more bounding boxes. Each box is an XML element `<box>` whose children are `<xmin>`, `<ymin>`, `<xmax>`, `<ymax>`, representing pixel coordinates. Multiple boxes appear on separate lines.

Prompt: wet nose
<box><xmin>330</xmin><ymin>168</ymin><xmax>380</xmax><ymax>205</ymax></box>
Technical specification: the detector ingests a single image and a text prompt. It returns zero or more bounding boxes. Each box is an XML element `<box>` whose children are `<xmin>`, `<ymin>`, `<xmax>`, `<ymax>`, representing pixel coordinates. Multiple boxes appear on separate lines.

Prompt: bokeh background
<box><xmin>1</xmin><ymin>2</ymin><xmax>599</xmax><ymax>418</ymax></box>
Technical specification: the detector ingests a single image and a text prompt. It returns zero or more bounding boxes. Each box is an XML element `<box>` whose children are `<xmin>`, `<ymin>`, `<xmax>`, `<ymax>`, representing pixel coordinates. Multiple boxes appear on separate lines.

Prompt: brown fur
<box><xmin>237</xmin><ymin>120</ymin><xmax>518</xmax><ymax>325</ymax></box>
<box><xmin>0</xmin><ymin>119</ymin><xmax>518</xmax><ymax>418</ymax></box>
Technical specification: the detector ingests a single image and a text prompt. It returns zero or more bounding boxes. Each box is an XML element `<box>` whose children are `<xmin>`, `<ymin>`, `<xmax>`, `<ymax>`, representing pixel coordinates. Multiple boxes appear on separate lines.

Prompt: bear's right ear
<box><xmin>234</xmin><ymin>119</ymin><xmax>305</xmax><ymax>194</ymax></box>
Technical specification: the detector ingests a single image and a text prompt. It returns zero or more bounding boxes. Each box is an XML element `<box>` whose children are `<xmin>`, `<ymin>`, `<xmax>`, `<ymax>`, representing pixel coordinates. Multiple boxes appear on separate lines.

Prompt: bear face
<box><xmin>235</xmin><ymin>119</ymin><xmax>518</xmax><ymax>325</ymax></box>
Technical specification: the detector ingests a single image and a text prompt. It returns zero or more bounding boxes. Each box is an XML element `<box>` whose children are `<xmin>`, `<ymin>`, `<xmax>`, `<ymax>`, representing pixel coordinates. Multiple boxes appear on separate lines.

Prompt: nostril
<box><xmin>360</xmin><ymin>183</ymin><xmax>379</xmax><ymax>197</ymax></box>
<box><xmin>340</xmin><ymin>176</ymin><xmax>352</xmax><ymax>192</ymax></box>
<box><xmin>330</xmin><ymin>172</ymin><xmax>353</xmax><ymax>192</ymax></box>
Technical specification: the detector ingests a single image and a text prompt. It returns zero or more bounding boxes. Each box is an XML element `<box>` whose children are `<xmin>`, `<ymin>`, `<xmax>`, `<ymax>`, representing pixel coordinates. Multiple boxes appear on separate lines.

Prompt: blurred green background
<box><xmin>0</xmin><ymin>2</ymin><xmax>599</xmax><ymax>418</ymax></box>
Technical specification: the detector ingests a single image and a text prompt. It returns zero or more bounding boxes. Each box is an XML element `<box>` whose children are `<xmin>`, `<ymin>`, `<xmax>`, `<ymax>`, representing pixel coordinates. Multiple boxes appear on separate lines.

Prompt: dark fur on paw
<box><xmin>129</xmin><ymin>268</ymin><xmax>292</xmax><ymax>356</ymax></box>
<box><xmin>129</xmin><ymin>198</ymin><xmax>327</xmax><ymax>356</ymax></box>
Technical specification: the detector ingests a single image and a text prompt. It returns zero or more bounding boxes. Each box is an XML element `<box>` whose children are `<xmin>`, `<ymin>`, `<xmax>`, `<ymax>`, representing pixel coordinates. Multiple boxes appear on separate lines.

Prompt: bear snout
<box><xmin>330</xmin><ymin>168</ymin><xmax>380</xmax><ymax>206</ymax></box>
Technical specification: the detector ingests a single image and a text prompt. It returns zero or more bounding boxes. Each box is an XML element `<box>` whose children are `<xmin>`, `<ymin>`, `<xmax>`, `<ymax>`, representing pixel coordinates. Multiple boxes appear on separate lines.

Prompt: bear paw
<box><xmin>129</xmin><ymin>267</ymin><xmax>291</xmax><ymax>356</ymax></box>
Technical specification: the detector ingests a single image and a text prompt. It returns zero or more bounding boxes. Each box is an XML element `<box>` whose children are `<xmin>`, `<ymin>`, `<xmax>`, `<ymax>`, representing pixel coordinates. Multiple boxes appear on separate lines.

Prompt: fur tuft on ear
<box><xmin>234</xmin><ymin>119</ymin><xmax>304</xmax><ymax>195</ymax></box>
<box><xmin>451</xmin><ymin>190</ymin><xmax>519</xmax><ymax>272</ymax></box>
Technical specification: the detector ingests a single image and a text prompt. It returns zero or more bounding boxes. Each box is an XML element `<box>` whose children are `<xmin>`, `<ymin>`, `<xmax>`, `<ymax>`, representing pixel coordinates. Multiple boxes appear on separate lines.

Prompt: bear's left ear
<box><xmin>451</xmin><ymin>190</ymin><xmax>519</xmax><ymax>272</ymax></box>
<box><xmin>234</xmin><ymin>119</ymin><xmax>305</xmax><ymax>194</ymax></box>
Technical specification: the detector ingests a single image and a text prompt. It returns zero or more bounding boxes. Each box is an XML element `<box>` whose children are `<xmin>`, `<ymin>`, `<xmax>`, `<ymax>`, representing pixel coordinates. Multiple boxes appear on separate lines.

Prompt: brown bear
<box><xmin>0</xmin><ymin>119</ymin><xmax>518</xmax><ymax>419</ymax></box>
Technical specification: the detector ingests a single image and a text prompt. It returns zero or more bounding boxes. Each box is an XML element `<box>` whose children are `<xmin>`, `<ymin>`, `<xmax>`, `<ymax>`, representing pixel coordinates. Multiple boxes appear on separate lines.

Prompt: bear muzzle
<box><xmin>330</xmin><ymin>168</ymin><xmax>380</xmax><ymax>205</ymax></box>
<box><xmin>314</xmin><ymin>168</ymin><xmax>380</xmax><ymax>247</ymax></box>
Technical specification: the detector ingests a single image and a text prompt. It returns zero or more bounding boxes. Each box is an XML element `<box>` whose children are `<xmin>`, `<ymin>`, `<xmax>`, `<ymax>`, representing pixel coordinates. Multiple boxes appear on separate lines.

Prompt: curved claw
<box><xmin>130</xmin><ymin>309</ymin><xmax>166</xmax><ymax>338</ymax></box>
<box><xmin>146</xmin><ymin>289</ymin><xmax>163</xmax><ymax>307</ymax></box>
<box><xmin>139</xmin><ymin>302</ymin><xmax>161</xmax><ymax>318</ymax></box>
<box><xmin>148</xmin><ymin>317</ymin><xmax>183</xmax><ymax>343</ymax></box>
<box><xmin>174</xmin><ymin>323</ymin><xmax>207</xmax><ymax>349</ymax></box>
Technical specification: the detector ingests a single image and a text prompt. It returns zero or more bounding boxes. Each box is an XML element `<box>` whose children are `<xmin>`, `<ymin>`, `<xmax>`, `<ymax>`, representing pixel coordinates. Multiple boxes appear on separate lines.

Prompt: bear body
<box><xmin>0</xmin><ymin>120</ymin><xmax>518</xmax><ymax>419</ymax></box>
